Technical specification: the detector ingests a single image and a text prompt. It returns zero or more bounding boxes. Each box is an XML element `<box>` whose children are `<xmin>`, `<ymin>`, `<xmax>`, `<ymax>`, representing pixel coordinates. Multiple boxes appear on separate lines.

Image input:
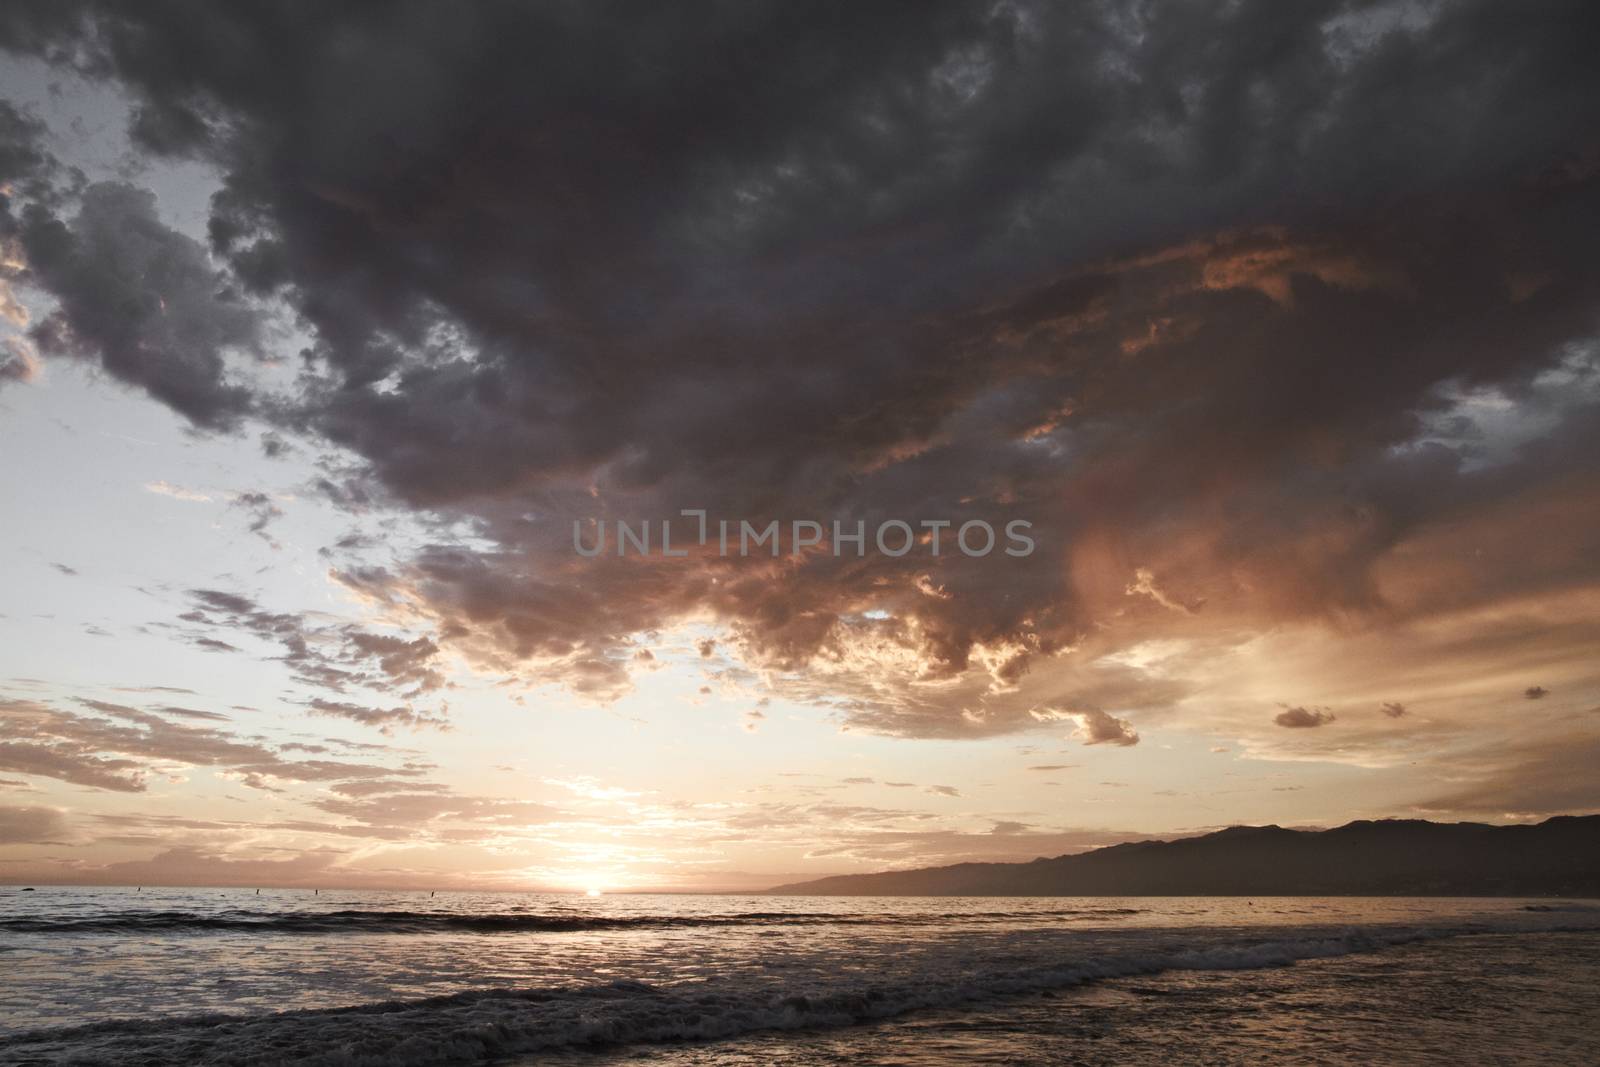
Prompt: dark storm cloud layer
<box><xmin>20</xmin><ymin>183</ymin><xmax>263</xmax><ymax>427</ymax></box>
<box><xmin>4</xmin><ymin>3</ymin><xmax>1600</xmax><ymax>738</ymax></box>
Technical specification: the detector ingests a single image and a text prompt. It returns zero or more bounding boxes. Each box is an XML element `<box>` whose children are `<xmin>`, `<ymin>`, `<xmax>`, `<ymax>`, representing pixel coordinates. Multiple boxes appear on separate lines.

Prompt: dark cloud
<box><xmin>0</xmin><ymin>98</ymin><xmax>63</xmax><ymax>197</ymax></box>
<box><xmin>1</xmin><ymin>1</ymin><xmax>1598</xmax><ymax>742</ymax></box>
<box><xmin>1275</xmin><ymin>705</ymin><xmax>1336</xmax><ymax>729</ymax></box>
<box><xmin>1380</xmin><ymin>701</ymin><xmax>1408</xmax><ymax>718</ymax></box>
<box><xmin>17</xmin><ymin>182</ymin><xmax>262</xmax><ymax>428</ymax></box>
<box><xmin>1524</xmin><ymin>686</ymin><xmax>1549</xmax><ymax>700</ymax></box>
<box><xmin>230</xmin><ymin>491</ymin><xmax>282</xmax><ymax>547</ymax></box>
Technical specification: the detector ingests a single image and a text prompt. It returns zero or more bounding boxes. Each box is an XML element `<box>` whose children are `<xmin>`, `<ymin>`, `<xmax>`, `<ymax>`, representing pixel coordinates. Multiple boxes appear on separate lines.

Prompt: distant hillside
<box><xmin>763</xmin><ymin>815</ymin><xmax>1600</xmax><ymax>896</ymax></box>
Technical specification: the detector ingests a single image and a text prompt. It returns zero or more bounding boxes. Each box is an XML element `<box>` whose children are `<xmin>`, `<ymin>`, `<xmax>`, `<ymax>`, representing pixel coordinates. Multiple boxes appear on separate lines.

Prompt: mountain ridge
<box><xmin>762</xmin><ymin>815</ymin><xmax>1600</xmax><ymax>896</ymax></box>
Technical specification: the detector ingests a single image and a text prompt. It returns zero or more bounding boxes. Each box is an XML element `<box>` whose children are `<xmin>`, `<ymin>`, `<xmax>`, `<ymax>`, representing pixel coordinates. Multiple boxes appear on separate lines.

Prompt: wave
<box><xmin>3</xmin><ymin>922</ymin><xmax>1594</xmax><ymax>1065</ymax></box>
<box><xmin>0</xmin><ymin>905</ymin><xmax>1144</xmax><ymax>936</ymax></box>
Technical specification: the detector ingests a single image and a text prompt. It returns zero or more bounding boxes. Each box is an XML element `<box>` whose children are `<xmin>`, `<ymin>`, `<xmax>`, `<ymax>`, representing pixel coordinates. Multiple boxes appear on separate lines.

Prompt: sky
<box><xmin>1</xmin><ymin>1</ymin><xmax>1598</xmax><ymax>892</ymax></box>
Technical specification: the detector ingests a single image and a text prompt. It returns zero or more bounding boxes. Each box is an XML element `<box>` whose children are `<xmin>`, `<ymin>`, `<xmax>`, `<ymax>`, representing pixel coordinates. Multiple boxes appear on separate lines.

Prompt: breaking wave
<box><xmin>0</xmin><ymin>905</ymin><xmax>1144</xmax><ymax>936</ymax></box>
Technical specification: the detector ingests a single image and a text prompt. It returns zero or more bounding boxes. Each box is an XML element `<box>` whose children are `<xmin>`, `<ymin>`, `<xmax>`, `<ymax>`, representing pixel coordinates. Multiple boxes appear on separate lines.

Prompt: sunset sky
<box><xmin>2</xmin><ymin>2</ymin><xmax>1598</xmax><ymax>892</ymax></box>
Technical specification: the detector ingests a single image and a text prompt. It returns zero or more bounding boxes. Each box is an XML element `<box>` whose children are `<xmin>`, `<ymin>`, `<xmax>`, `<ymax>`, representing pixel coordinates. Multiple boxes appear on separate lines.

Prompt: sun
<box><xmin>585</xmin><ymin>887</ymin><xmax>603</xmax><ymax>897</ymax></box>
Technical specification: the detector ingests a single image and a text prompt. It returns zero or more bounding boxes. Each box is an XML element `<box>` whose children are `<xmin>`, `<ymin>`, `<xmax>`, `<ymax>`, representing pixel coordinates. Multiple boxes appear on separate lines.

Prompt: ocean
<box><xmin>1</xmin><ymin>888</ymin><xmax>1597</xmax><ymax>1064</ymax></box>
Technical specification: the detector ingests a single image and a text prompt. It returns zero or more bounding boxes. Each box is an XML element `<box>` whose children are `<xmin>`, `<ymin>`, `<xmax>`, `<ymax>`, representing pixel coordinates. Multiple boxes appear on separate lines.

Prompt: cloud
<box><xmin>0</xmin><ymin>695</ymin><xmax>421</xmax><ymax>795</ymax></box>
<box><xmin>790</xmin><ymin>820</ymin><xmax>1180</xmax><ymax>869</ymax></box>
<box><xmin>0</xmin><ymin>1</ymin><xmax>1597</xmax><ymax>751</ymax></box>
<box><xmin>0</xmin><ymin>737</ymin><xmax>148</xmax><ymax>792</ymax></box>
<box><xmin>1063</xmin><ymin>709</ymin><xmax>1141</xmax><ymax>747</ymax></box>
<box><xmin>1414</xmin><ymin>734</ymin><xmax>1600</xmax><ymax>817</ymax></box>
<box><xmin>0</xmin><ymin>96</ymin><xmax>67</xmax><ymax>208</ymax></box>
<box><xmin>181</xmin><ymin>589</ymin><xmax>446</xmax><ymax>699</ymax></box>
<box><xmin>1380</xmin><ymin>702</ymin><xmax>1408</xmax><ymax>719</ymax></box>
<box><xmin>1274</xmin><ymin>706</ymin><xmax>1336</xmax><ymax>729</ymax></box>
<box><xmin>70</xmin><ymin>846</ymin><xmax>347</xmax><ymax>889</ymax></box>
<box><xmin>306</xmin><ymin>698</ymin><xmax>449</xmax><ymax>735</ymax></box>
<box><xmin>310</xmin><ymin>790</ymin><xmax>561</xmax><ymax>833</ymax></box>
<box><xmin>0</xmin><ymin>336</ymin><xmax>40</xmax><ymax>384</ymax></box>
<box><xmin>143</xmin><ymin>481</ymin><xmax>212</xmax><ymax>503</ymax></box>
<box><xmin>1125</xmin><ymin>567</ymin><xmax>1202</xmax><ymax>615</ymax></box>
<box><xmin>153</xmin><ymin>706</ymin><xmax>230</xmax><ymax>723</ymax></box>
<box><xmin>341</xmin><ymin>632</ymin><xmax>446</xmax><ymax>694</ymax></box>
<box><xmin>230</xmin><ymin>491</ymin><xmax>283</xmax><ymax>547</ymax></box>
<box><xmin>0</xmin><ymin>804</ymin><xmax>68</xmax><ymax>844</ymax></box>
<box><xmin>1524</xmin><ymin>686</ymin><xmax>1550</xmax><ymax>700</ymax></box>
<box><xmin>18</xmin><ymin>183</ymin><xmax>262</xmax><ymax>428</ymax></box>
<box><xmin>924</xmin><ymin>785</ymin><xmax>961</xmax><ymax>798</ymax></box>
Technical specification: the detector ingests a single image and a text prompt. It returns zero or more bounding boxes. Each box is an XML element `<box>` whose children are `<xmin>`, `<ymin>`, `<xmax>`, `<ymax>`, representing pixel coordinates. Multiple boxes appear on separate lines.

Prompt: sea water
<box><xmin>1</xmin><ymin>888</ymin><xmax>1597</xmax><ymax>1064</ymax></box>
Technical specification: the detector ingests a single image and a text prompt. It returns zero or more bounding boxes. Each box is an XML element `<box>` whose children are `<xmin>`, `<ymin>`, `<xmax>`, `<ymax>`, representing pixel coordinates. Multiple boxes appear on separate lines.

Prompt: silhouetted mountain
<box><xmin>763</xmin><ymin>815</ymin><xmax>1600</xmax><ymax>896</ymax></box>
